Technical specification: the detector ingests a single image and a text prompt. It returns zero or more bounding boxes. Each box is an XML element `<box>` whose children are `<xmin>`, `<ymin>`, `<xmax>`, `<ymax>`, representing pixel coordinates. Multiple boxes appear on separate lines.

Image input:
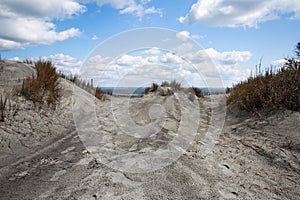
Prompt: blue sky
<box><xmin>1</xmin><ymin>0</ymin><xmax>300</xmax><ymax>87</ymax></box>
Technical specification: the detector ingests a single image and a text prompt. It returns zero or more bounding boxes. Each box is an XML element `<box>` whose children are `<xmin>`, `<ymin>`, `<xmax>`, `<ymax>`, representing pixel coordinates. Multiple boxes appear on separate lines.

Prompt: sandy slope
<box><xmin>0</xmin><ymin>60</ymin><xmax>299</xmax><ymax>199</ymax></box>
<box><xmin>0</xmin><ymin>60</ymin><xmax>74</xmax><ymax>167</ymax></box>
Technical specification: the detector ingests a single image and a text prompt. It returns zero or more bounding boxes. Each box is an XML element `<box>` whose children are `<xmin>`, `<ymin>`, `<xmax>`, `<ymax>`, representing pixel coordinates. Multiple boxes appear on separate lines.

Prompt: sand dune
<box><xmin>0</xmin><ymin>60</ymin><xmax>299</xmax><ymax>199</ymax></box>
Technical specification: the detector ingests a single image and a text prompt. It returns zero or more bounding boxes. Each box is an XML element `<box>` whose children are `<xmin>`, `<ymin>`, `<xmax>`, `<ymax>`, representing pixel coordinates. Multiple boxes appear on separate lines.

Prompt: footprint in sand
<box><xmin>219</xmin><ymin>189</ymin><xmax>238</xmax><ymax>199</ymax></box>
<box><xmin>219</xmin><ymin>163</ymin><xmax>234</xmax><ymax>176</ymax></box>
<box><xmin>61</xmin><ymin>146</ymin><xmax>76</xmax><ymax>154</ymax></box>
<box><xmin>50</xmin><ymin>169</ymin><xmax>67</xmax><ymax>181</ymax></box>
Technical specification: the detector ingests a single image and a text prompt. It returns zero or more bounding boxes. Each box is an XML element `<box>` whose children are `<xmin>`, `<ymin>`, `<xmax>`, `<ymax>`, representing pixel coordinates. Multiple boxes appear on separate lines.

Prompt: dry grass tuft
<box><xmin>95</xmin><ymin>87</ymin><xmax>106</xmax><ymax>101</ymax></box>
<box><xmin>144</xmin><ymin>83</ymin><xmax>159</xmax><ymax>94</ymax></box>
<box><xmin>169</xmin><ymin>80</ymin><xmax>182</xmax><ymax>91</ymax></box>
<box><xmin>189</xmin><ymin>87</ymin><xmax>204</xmax><ymax>98</ymax></box>
<box><xmin>21</xmin><ymin>60</ymin><xmax>61</xmax><ymax>109</ymax></box>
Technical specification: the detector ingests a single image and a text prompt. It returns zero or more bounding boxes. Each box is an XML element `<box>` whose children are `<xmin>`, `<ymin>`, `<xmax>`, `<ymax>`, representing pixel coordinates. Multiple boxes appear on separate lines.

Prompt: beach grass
<box><xmin>21</xmin><ymin>60</ymin><xmax>61</xmax><ymax>109</ymax></box>
<box><xmin>227</xmin><ymin>43</ymin><xmax>300</xmax><ymax>113</ymax></box>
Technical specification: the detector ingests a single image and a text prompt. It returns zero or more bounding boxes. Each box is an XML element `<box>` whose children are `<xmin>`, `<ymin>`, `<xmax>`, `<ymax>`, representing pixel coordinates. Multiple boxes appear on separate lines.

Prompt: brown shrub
<box><xmin>143</xmin><ymin>83</ymin><xmax>159</xmax><ymax>94</ymax></box>
<box><xmin>169</xmin><ymin>80</ymin><xmax>182</xmax><ymax>91</ymax></box>
<box><xmin>95</xmin><ymin>87</ymin><xmax>106</xmax><ymax>101</ymax></box>
<box><xmin>190</xmin><ymin>87</ymin><xmax>204</xmax><ymax>98</ymax></box>
<box><xmin>21</xmin><ymin>60</ymin><xmax>61</xmax><ymax>109</ymax></box>
<box><xmin>227</xmin><ymin>61</ymin><xmax>300</xmax><ymax>112</ymax></box>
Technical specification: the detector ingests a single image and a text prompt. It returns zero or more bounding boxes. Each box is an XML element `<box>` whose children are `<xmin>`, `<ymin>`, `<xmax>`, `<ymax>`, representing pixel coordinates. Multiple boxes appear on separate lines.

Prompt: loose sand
<box><xmin>0</xmin><ymin>60</ymin><xmax>299</xmax><ymax>199</ymax></box>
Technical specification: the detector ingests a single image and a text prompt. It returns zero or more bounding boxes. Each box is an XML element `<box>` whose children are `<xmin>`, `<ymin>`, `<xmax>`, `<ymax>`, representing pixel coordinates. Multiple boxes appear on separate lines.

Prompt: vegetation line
<box><xmin>227</xmin><ymin>42</ymin><xmax>300</xmax><ymax>113</ymax></box>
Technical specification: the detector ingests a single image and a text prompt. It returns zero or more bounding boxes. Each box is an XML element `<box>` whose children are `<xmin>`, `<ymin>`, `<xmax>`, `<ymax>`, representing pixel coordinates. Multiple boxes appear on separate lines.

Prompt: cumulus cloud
<box><xmin>271</xmin><ymin>59</ymin><xmax>286</xmax><ymax>67</ymax></box>
<box><xmin>85</xmin><ymin>0</ymin><xmax>162</xmax><ymax>18</ymax></box>
<box><xmin>160</xmin><ymin>52</ymin><xmax>184</xmax><ymax>64</ymax></box>
<box><xmin>179</xmin><ymin>0</ymin><xmax>300</xmax><ymax>27</ymax></box>
<box><xmin>176</xmin><ymin>30</ymin><xmax>205</xmax><ymax>42</ymax></box>
<box><xmin>173</xmin><ymin>43</ymin><xmax>194</xmax><ymax>55</ymax></box>
<box><xmin>176</xmin><ymin>31</ymin><xmax>190</xmax><ymax>41</ymax></box>
<box><xmin>46</xmin><ymin>54</ymin><xmax>83</xmax><ymax>75</ymax></box>
<box><xmin>184</xmin><ymin>48</ymin><xmax>252</xmax><ymax>86</ymax></box>
<box><xmin>0</xmin><ymin>0</ymin><xmax>85</xmax><ymax>51</ymax></box>
<box><xmin>20</xmin><ymin>54</ymin><xmax>82</xmax><ymax>75</ymax></box>
<box><xmin>205</xmin><ymin>48</ymin><xmax>252</xmax><ymax>65</ymax></box>
<box><xmin>80</xmin><ymin>47</ymin><xmax>252</xmax><ymax>87</ymax></box>
<box><xmin>0</xmin><ymin>0</ymin><xmax>162</xmax><ymax>51</ymax></box>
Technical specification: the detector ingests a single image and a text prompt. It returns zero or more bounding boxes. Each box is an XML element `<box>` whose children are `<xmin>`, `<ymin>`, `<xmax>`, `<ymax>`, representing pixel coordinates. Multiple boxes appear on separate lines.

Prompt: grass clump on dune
<box><xmin>144</xmin><ymin>83</ymin><xmax>159</xmax><ymax>94</ymax></box>
<box><xmin>95</xmin><ymin>87</ymin><xmax>106</xmax><ymax>101</ymax></box>
<box><xmin>21</xmin><ymin>60</ymin><xmax>61</xmax><ymax>109</ymax></box>
<box><xmin>169</xmin><ymin>80</ymin><xmax>182</xmax><ymax>91</ymax></box>
<box><xmin>161</xmin><ymin>80</ymin><xmax>182</xmax><ymax>91</ymax></box>
<box><xmin>189</xmin><ymin>87</ymin><xmax>204</xmax><ymax>98</ymax></box>
<box><xmin>227</xmin><ymin>43</ymin><xmax>300</xmax><ymax>113</ymax></box>
<box><xmin>144</xmin><ymin>80</ymin><xmax>182</xmax><ymax>95</ymax></box>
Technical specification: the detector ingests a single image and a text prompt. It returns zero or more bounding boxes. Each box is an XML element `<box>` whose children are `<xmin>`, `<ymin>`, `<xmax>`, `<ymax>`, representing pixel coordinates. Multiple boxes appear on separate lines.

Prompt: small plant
<box><xmin>23</xmin><ymin>58</ymin><xmax>34</xmax><ymax>64</ymax></box>
<box><xmin>143</xmin><ymin>87</ymin><xmax>151</xmax><ymax>94</ymax></box>
<box><xmin>169</xmin><ymin>80</ymin><xmax>182</xmax><ymax>91</ymax></box>
<box><xmin>161</xmin><ymin>81</ymin><xmax>170</xmax><ymax>87</ymax></box>
<box><xmin>160</xmin><ymin>80</ymin><xmax>182</xmax><ymax>90</ymax></box>
<box><xmin>95</xmin><ymin>87</ymin><xmax>106</xmax><ymax>101</ymax></box>
<box><xmin>143</xmin><ymin>83</ymin><xmax>159</xmax><ymax>94</ymax></box>
<box><xmin>225</xmin><ymin>87</ymin><xmax>231</xmax><ymax>94</ymax></box>
<box><xmin>0</xmin><ymin>54</ymin><xmax>4</xmax><ymax>63</ymax></box>
<box><xmin>151</xmin><ymin>83</ymin><xmax>159</xmax><ymax>92</ymax></box>
<box><xmin>189</xmin><ymin>87</ymin><xmax>204</xmax><ymax>98</ymax></box>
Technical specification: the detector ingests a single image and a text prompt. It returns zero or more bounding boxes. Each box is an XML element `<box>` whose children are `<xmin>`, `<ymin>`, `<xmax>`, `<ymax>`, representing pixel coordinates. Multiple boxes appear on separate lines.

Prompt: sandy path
<box><xmin>0</xmin><ymin>89</ymin><xmax>299</xmax><ymax>199</ymax></box>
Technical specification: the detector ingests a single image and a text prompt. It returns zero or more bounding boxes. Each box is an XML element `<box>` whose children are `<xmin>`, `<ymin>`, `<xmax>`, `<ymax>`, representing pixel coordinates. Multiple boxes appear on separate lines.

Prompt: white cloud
<box><xmin>191</xmin><ymin>34</ymin><xmax>206</xmax><ymax>40</ymax></box>
<box><xmin>176</xmin><ymin>30</ymin><xmax>205</xmax><ymax>42</ymax></box>
<box><xmin>145</xmin><ymin>47</ymin><xmax>161</xmax><ymax>55</ymax></box>
<box><xmin>92</xmin><ymin>35</ymin><xmax>99</xmax><ymax>40</ymax></box>
<box><xmin>87</xmin><ymin>0</ymin><xmax>162</xmax><ymax>18</ymax></box>
<box><xmin>0</xmin><ymin>0</ymin><xmax>162</xmax><ymax>51</ymax></box>
<box><xmin>271</xmin><ymin>59</ymin><xmax>286</xmax><ymax>67</ymax></box>
<box><xmin>184</xmin><ymin>48</ymin><xmax>252</xmax><ymax>86</ymax></box>
<box><xmin>160</xmin><ymin>52</ymin><xmax>184</xmax><ymax>64</ymax></box>
<box><xmin>176</xmin><ymin>31</ymin><xmax>190</xmax><ymax>41</ymax></box>
<box><xmin>0</xmin><ymin>0</ymin><xmax>85</xmax><ymax>51</ymax></box>
<box><xmin>179</xmin><ymin>0</ymin><xmax>300</xmax><ymax>27</ymax></box>
<box><xmin>8</xmin><ymin>57</ymin><xmax>20</xmax><ymax>61</ymax></box>
<box><xmin>34</xmin><ymin>54</ymin><xmax>82</xmax><ymax>75</ymax></box>
<box><xmin>79</xmin><ymin>46</ymin><xmax>252</xmax><ymax>87</ymax></box>
<box><xmin>186</xmin><ymin>48</ymin><xmax>251</xmax><ymax>65</ymax></box>
<box><xmin>173</xmin><ymin>43</ymin><xmax>194</xmax><ymax>55</ymax></box>
<box><xmin>205</xmin><ymin>48</ymin><xmax>252</xmax><ymax>65</ymax></box>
